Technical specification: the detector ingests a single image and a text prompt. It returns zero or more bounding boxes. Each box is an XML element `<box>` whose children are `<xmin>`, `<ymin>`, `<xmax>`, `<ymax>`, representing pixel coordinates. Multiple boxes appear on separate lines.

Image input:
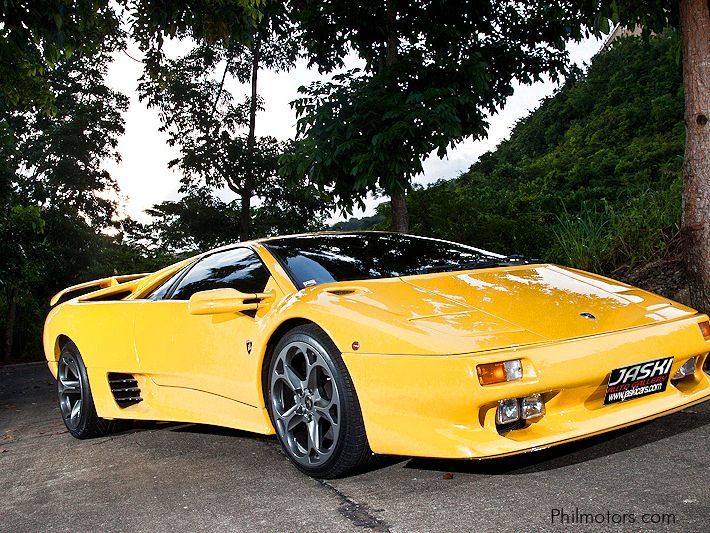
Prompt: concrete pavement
<box><xmin>1</xmin><ymin>363</ymin><xmax>708</xmax><ymax>532</ymax></box>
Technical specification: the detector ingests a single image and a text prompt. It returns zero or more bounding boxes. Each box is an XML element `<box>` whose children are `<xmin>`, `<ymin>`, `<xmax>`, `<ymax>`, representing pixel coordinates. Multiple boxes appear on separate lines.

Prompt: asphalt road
<box><xmin>1</xmin><ymin>363</ymin><xmax>708</xmax><ymax>532</ymax></box>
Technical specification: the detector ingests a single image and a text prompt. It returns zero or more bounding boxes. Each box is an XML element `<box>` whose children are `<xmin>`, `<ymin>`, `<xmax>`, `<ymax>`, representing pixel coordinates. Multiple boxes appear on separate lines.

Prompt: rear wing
<box><xmin>50</xmin><ymin>274</ymin><xmax>150</xmax><ymax>306</ymax></box>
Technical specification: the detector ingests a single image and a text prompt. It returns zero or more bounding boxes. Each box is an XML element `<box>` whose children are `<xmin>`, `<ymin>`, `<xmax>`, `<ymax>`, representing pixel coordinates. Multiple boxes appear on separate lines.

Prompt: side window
<box><xmin>145</xmin><ymin>263</ymin><xmax>195</xmax><ymax>301</ymax></box>
<box><xmin>170</xmin><ymin>248</ymin><xmax>270</xmax><ymax>301</ymax></box>
<box><xmin>146</xmin><ymin>274</ymin><xmax>180</xmax><ymax>301</ymax></box>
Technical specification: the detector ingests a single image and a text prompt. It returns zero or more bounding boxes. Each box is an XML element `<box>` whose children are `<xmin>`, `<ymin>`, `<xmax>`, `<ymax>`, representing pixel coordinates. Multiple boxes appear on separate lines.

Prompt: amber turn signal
<box><xmin>699</xmin><ymin>320</ymin><xmax>710</xmax><ymax>341</ymax></box>
<box><xmin>477</xmin><ymin>359</ymin><xmax>522</xmax><ymax>385</ymax></box>
<box><xmin>477</xmin><ymin>362</ymin><xmax>506</xmax><ymax>385</ymax></box>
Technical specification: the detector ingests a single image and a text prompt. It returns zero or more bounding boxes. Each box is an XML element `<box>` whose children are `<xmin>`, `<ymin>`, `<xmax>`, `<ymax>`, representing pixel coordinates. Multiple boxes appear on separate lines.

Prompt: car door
<box><xmin>134</xmin><ymin>247</ymin><xmax>274</xmax><ymax>404</ymax></box>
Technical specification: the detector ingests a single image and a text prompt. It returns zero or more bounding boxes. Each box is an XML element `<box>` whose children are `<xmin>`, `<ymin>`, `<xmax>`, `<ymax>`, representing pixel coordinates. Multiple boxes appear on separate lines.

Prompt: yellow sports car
<box><xmin>43</xmin><ymin>232</ymin><xmax>710</xmax><ymax>477</ymax></box>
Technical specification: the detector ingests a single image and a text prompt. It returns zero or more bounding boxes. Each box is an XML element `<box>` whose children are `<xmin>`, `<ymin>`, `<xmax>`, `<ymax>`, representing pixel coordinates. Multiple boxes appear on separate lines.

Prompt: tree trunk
<box><xmin>3</xmin><ymin>287</ymin><xmax>18</xmax><ymax>362</ymax></box>
<box><xmin>240</xmin><ymin>38</ymin><xmax>260</xmax><ymax>241</ymax></box>
<box><xmin>679</xmin><ymin>0</ymin><xmax>710</xmax><ymax>313</ymax></box>
<box><xmin>385</xmin><ymin>0</ymin><xmax>409</xmax><ymax>233</ymax></box>
<box><xmin>390</xmin><ymin>190</ymin><xmax>409</xmax><ymax>233</ymax></box>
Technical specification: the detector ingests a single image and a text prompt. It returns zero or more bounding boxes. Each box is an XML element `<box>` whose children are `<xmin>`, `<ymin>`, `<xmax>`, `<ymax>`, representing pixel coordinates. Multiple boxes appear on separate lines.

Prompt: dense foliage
<box><xmin>388</xmin><ymin>33</ymin><xmax>684</xmax><ymax>273</ymax></box>
<box><xmin>0</xmin><ymin>0</ymin><xmax>121</xmax><ymax>118</ymax></box>
<box><xmin>282</xmin><ymin>0</ymin><xmax>609</xmax><ymax>230</ymax></box>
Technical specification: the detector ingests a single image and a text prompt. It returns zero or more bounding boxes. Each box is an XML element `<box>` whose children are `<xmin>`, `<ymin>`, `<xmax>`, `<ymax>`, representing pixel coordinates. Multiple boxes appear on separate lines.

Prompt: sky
<box><xmin>104</xmin><ymin>36</ymin><xmax>604</xmax><ymax>224</ymax></box>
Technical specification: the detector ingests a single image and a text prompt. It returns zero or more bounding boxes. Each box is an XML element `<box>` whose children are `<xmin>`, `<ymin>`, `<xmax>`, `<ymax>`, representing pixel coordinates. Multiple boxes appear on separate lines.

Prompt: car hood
<box><xmin>300</xmin><ymin>264</ymin><xmax>696</xmax><ymax>355</ymax></box>
<box><xmin>400</xmin><ymin>264</ymin><xmax>696</xmax><ymax>344</ymax></box>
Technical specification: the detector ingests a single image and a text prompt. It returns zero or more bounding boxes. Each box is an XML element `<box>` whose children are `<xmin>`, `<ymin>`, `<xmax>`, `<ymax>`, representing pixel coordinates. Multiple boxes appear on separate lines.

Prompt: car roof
<box><xmin>256</xmin><ymin>230</ymin><xmax>400</xmax><ymax>243</ymax></box>
<box><xmin>210</xmin><ymin>230</ymin><xmax>405</xmax><ymax>251</ymax></box>
<box><xmin>209</xmin><ymin>230</ymin><xmax>504</xmax><ymax>259</ymax></box>
<box><xmin>196</xmin><ymin>231</ymin><xmax>399</xmax><ymax>259</ymax></box>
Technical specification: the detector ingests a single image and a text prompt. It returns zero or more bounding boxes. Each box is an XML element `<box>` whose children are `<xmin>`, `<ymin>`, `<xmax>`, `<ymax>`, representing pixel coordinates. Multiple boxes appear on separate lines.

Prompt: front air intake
<box><xmin>108</xmin><ymin>373</ymin><xmax>143</xmax><ymax>407</ymax></box>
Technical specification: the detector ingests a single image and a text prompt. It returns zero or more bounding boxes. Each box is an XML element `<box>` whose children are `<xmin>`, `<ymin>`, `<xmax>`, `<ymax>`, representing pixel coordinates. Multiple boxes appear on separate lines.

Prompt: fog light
<box><xmin>477</xmin><ymin>359</ymin><xmax>522</xmax><ymax>385</ymax></box>
<box><xmin>672</xmin><ymin>357</ymin><xmax>696</xmax><ymax>380</ymax></box>
<box><xmin>521</xmin><ymin>393</ymin><xmax>545</xmax><ymax>420</ymax></box>
<box><xmin>496</xmin><ymin>398</ymin><xmax>520</xmax><ymax>425</ymax></box>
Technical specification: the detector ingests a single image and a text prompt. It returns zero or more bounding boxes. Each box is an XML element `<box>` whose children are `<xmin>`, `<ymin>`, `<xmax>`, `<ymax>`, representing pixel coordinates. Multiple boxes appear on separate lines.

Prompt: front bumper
<box><xmin>343</xmin><ymin>315</ymin><xmax>710</xmax><ymax>459</ymax></box>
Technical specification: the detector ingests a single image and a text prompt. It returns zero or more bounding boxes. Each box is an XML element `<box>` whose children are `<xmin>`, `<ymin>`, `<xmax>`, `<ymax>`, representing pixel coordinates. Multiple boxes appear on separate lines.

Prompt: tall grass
<box><xmin>552</xmin><ymin>203</ymin><xmax>611</xmax><ymax>272</ymax></box>
<box><xmin>551</xmin><ymin>182</ymin><xmax>681</xmax><ymax>273</ymax></box>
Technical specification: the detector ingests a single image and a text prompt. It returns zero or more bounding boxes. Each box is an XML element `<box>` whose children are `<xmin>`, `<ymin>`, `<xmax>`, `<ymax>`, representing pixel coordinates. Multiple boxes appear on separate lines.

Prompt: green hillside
<box><xmin>402</xmin><ymin>31</ymin><xmax>684</xmax><ymax>273</ymax></box>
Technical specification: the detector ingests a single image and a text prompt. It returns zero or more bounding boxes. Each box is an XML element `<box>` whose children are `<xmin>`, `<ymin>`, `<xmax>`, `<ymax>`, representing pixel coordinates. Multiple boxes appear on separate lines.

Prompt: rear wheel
<box><xmin>267</xmin><ymin>324</ymin><xmax>372</xmax><ymax>478</ymax></box>
<box><xmin>57</xmin><ymin>343</ymin><xmax>113</xmax><ymax>438</ymax></box>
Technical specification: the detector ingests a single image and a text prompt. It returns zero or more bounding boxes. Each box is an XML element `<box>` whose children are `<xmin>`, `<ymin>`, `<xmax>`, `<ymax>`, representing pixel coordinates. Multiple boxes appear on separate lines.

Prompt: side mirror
<box><xmin>188</xmin><ymin>288</ymin><xmax>272</xmax><ymax>316</ymax></box>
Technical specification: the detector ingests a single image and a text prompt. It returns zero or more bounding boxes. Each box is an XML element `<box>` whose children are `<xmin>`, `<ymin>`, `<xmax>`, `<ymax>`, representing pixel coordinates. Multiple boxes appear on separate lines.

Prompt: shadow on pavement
<box><xmin>170</xmin><ymin>423</ymin><xmax>276</xmax><ymax>441</ymax></box>
<box><xmin>107</xmin><ymin>406</ymin><xmax>709</xmax><ymax>479</ymax></box>
<box><xmin>404</xmin><ymin>409</ymin><xmax>709</xmax><ymax>475</ymax></box>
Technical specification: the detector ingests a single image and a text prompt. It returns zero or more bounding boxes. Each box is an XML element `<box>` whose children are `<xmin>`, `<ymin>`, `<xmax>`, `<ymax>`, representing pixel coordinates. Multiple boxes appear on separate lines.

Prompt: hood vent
<box><xmin>327</xmin><ymin>287</ymin><xmax>359</xmax><ymax>296</ymax></box>
<box><xmin>108</xmin><ymin>373</ymin><xmax>143</xmax><ymax>407</ymax></box>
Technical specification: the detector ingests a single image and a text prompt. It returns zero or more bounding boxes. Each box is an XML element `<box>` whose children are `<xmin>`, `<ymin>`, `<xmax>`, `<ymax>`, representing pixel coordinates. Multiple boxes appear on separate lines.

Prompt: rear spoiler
<box><xmin>50</xmin><ymin>274</ymin><xmax>150</xmax><ymax>306</ymax></box>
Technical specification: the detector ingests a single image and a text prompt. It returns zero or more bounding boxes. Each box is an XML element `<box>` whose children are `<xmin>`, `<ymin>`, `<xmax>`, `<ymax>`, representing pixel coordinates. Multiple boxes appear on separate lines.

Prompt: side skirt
<box><xmin>87</xmin><ymin>367</ymin><xmax>275</xmax><ymax>435</ymax></box>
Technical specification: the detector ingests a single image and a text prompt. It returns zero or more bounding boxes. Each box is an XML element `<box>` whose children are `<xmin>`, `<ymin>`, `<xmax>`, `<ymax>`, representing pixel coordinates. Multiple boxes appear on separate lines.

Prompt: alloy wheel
<box><xmin>270</xmin><ymin>340</ymin><xmax>341</xmax><ymax>467</ymax></box>
<box><xmin>58</xmin><ymin>354</ymin><xmax>83</xmax><ymax>429</ymax></box>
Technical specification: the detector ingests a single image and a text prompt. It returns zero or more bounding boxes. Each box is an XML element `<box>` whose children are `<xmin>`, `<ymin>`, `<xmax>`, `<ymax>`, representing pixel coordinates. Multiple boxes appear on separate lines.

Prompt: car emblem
<box><xmin>579</xmin><ymin>312</ymin><xmax>596</xmax><ymax>320</ymax></box>
<box><xmin>246</xmin><ymin>340</ymin><xmax>253</xmax><ymax>354</ymax></box>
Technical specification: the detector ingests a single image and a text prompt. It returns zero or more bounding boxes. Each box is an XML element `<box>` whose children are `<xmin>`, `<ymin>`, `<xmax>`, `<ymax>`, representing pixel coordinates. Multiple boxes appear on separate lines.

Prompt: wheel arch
<box><xmin>260</xmin><ymin>318</ymin><xmax>327</xmax><ymax>408</ymax></box>
<box><xmin>54</xmin><ymin>334</ymin><xmax>75</xmax><ymax>361</ymax></box>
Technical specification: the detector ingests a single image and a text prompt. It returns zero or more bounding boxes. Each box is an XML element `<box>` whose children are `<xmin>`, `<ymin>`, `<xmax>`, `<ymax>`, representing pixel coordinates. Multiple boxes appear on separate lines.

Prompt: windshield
<box><xmin>265</xmin><ymin>233</ymin><xmax>525</xmax><ymax>289</ymax></box>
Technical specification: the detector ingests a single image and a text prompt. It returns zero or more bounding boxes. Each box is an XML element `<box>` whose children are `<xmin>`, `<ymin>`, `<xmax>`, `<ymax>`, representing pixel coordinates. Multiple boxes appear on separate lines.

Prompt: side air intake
<box><xmin>108</xmin><ymin>373</ymin><xmax>143</xmax><ymax>407</ymax></box>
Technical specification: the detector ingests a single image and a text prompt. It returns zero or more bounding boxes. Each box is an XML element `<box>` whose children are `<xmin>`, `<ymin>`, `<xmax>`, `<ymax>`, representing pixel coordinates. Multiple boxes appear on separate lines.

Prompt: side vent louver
<box><xmin>108</xmin><ymin>373</ymin><xmax>143</xmax><ymax>407</ymax></box>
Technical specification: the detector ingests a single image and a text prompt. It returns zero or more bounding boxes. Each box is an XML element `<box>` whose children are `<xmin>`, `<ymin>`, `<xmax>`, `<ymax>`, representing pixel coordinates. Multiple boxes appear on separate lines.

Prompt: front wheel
<box><xmin>267</xmin><ymin>324</ymin><xmax>372</xmax><ymax>478</ymax></box>
<box><xmin>57</xmin><ymin>343</ymin><xmax>113</xmax><ymax>438</ymax></box>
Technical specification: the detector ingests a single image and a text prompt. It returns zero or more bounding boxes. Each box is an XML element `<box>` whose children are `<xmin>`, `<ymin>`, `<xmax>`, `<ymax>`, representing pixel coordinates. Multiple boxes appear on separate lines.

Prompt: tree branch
<box><xmin>210</xmin><ymin>48</ymin><xmax>234</xmax><ymax>125</ymax></box>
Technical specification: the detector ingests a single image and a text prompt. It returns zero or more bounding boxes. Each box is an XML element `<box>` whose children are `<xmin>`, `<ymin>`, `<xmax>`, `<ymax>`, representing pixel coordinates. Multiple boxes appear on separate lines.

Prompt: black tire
<box><xmin>57</xmin><ymin>342</ymin><xmax>113</xmax><ymax>438</ymax></box>
<box><xmin>267</xmin><ymin>324</ymin><xmax>372</xmax><ymax>478</ymax></box>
